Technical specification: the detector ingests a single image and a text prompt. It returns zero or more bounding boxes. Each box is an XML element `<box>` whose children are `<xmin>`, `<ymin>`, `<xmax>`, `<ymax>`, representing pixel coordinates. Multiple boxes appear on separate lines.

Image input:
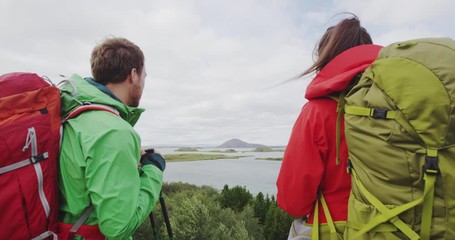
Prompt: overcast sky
<box><xmin>1</xmin><ymin>0</ymin><xmax>454</xmax><ymax>146</ymax></box>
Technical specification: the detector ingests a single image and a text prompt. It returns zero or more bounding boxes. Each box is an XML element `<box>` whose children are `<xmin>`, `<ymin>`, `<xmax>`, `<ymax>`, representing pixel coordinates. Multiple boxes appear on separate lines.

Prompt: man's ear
<box><xmin>128</xmin><ymin>68</ymin><xmax>138</xmax><ymax>83</ymax></box>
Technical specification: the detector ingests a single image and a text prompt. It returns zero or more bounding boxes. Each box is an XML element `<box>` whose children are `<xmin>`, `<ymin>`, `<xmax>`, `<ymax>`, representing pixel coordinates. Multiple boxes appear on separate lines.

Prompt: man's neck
<box><xmin>105</xmin><ymin>82</ymin><xmax>129</xmax><ymax>106</ymax></box>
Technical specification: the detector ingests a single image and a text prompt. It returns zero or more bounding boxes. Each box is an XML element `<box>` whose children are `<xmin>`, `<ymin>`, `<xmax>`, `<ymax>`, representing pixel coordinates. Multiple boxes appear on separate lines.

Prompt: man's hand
<box><xmin>140</xmin><ymin>149</ymin><xmax>166</xmax><ymax>171</ymax></box>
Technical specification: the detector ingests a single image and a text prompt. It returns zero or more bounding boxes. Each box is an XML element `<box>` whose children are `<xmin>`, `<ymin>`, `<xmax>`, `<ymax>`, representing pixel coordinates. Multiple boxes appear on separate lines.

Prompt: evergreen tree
<box><xmin>253</xmin><ymin>192</ymin><xmax>268</xmax><ymax>224</ymax></box>
<box><xmin>237</xmin><ymin>205</ymin><xmax>264</xmax><ymax>240</ymax></box>
<box><xmin>219</xmin><ymin>185</ymin><xmax>253</xmax><ymax>212</ymax></box>
<box><xmin>263</xmin><ymin>203</ymin><xmax>293</xmax><ymax>240</ymax></box>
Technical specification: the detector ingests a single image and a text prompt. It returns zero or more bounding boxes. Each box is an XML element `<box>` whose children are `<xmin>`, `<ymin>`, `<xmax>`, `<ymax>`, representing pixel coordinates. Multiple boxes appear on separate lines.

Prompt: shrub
<box><xmin>134</xmin><ymin>183</ymin><xmax>291</xmax><ymax>240</ymax></box>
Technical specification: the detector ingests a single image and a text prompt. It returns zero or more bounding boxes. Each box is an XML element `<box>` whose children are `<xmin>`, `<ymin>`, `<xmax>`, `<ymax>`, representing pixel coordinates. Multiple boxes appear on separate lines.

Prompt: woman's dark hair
<box><xmin>300</xmin><ymin>14</ymin><xmax>372</xmax><ymax>76</ymax></box>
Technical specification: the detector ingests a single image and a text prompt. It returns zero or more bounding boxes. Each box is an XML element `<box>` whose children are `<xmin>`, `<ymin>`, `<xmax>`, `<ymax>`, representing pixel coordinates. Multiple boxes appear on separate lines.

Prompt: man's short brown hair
<box><xmin>90</xmin><ymin>37</ymin><xmax>144</xmax><ymax>85</ymax></box>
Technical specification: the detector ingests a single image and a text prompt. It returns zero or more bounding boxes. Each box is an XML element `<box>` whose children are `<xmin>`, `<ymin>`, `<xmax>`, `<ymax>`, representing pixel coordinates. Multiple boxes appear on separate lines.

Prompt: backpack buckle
<box><xmin>372</xmin><ymin>108</ymin><xmax>388</xmax><ymax>119</ymax></box>
<box><xmin>424</xmin><ymin>156</ymin><xmax>439</xmax><ymax>174</ymax></box>
<box><xmin>29</xmin><ymin>152</ymin><xmax>49</xmax><ymax>164</ymax></box>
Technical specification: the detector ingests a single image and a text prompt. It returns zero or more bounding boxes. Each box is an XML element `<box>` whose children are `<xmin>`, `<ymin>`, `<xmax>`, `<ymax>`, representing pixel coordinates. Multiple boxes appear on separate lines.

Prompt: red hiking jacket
<box><xmin>276</xmin><ymin>44</ymin><xmax>382</xmax><ymax>223</ymax></box>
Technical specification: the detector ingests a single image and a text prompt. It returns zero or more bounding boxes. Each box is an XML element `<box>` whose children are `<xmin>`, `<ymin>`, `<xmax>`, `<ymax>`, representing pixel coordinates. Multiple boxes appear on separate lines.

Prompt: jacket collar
<box><xmin>305</xmin><ymin>44</ymin><xmax>383</xmax><ymax>100</ymax></box>
<box><xmin>85</xmin><ymin>78</ymin><xmax>123</xmax><ymax>103</ymax></box>
<box><xmin>60</xmin><ymin>74</ymin><xmax>144</xmax><ymax>126</ymax></box>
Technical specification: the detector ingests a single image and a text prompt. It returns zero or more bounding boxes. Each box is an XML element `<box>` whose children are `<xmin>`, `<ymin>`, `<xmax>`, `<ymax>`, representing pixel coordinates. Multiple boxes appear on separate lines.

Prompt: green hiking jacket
<box><xmin>58</xmin><ymin>74</ymin><xmax>163</xmax><ymax>239</ymax></box>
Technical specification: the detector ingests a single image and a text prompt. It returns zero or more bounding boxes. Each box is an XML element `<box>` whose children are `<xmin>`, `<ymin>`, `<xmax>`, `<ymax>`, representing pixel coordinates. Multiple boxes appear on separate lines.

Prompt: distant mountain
<box><xmin>217</xmin><ymin>138</ymin><xmax>266</xmax><ymax>148</ymax></box>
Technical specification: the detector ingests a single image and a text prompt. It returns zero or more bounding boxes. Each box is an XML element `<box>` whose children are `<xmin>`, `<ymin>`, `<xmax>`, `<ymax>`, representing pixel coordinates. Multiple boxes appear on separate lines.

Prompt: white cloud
<box><xmin>335</xmin><ymin>0</ymin><xmax>455</xmax><ymax>25</ymax></box>
<box><xmin>1</xmin><ymin>0</ymin><xmax>454</xmax><ymax>146</ymax></box>
<box><xmin>332</xmin><ymin>0</ymin><xmax>455</xmax><ymax>45</ymax></box>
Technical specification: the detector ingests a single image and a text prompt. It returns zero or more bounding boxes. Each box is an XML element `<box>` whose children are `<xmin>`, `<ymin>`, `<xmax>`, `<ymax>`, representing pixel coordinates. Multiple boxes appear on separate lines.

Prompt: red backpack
<box><xmin>0</xmin><ymin>72</ymin><xmax>116</xmax><ymax>240</ymax></box>
<box><xmin>0</xmin><ymin>72</ymin><xmax>61</xmax><ymax>239</ymax></box>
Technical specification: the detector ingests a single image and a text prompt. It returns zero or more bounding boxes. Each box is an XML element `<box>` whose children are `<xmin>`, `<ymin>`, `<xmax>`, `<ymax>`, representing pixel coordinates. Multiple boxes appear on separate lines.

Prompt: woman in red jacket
<box><xmin>276</xmin><ymin>16</ymin><xmax>382</xmax><ymax>239</ymax></box>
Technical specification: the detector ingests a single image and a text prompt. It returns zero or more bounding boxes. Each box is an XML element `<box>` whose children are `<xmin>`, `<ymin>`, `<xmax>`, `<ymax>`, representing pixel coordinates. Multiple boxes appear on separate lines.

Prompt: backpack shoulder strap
<box><xmin>63</xmin><ymin>103</ymin><xmax>120</xmax><ymax>122</ymax></box>
<box><xmin>335</xmin><ymin>89</ymin><xmax>347</xmax><ymax>166</ymax></box>
<box><xmin>58</xmin><ymin>206</ymin><xmax>103</xmax><ymax>239</ymax></box>
<box><xmin>58</xmin><ymin>103</ymin><xmax>119</xmax><ymax>239</ymax></box>
<box><xmin>322</xmin><ymin>89</ymin><xmax>349</xmax><ymax>166</ymax></box>
<box><xmin>311</xmin><ymin>191</ymin><xmax>337</xmax><ymax>240</ymax></box>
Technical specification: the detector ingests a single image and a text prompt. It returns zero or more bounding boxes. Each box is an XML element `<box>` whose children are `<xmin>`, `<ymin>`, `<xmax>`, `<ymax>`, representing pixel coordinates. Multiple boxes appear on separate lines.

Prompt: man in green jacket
<box><xmin>58</xmin><ymin>37</ymin><xmax>164</xmax><ymax>239</ymax></box>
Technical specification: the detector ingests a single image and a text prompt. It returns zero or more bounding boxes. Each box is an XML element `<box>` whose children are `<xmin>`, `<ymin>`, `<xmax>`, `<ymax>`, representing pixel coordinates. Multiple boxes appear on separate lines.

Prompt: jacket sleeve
<box><xmin>276</xmin><ymin>101</ymin><xmax>328</xmax><ymax>217</ymax></box>
<box><xmin>85</xmin><ymin>127</ymin><xmax>163</xmax><ymax>239</ymax></box>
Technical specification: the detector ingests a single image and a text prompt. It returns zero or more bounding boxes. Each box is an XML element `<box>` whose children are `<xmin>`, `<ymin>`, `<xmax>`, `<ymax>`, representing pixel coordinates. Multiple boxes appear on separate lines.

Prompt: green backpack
<box><xmin>343</xmin><ymin>38</ymin><xmax>455</xmax><ymax>240</ymax></box>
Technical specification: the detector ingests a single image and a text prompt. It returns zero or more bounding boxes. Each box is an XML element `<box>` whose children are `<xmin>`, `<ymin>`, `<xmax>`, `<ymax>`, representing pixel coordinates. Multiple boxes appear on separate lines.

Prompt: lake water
<box><xmin>160</xmin><ymin>148</ymin><xmax>284</xmax><ymax>196</ymax></box>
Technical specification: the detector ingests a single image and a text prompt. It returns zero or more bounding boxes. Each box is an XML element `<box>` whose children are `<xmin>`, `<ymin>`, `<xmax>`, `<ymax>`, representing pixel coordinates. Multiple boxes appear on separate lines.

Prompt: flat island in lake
<box><xmin>158</xmin><ymin>146</ymin><xmax>284</xmax><ymax>162</ymax></box>
<box><xmin>164</xmin><ymin>153</ymin><xmax>249</xmax><ymax>162</ymax></box>
<box><xmin>255</xmin><ymin>157</ymin><xmax>282</xmax><ymax>161</ymax></box>
<box><xmin>175</xmin><ymin>147</ymin><xmax>199</xmax><ymax>152</ymax></box>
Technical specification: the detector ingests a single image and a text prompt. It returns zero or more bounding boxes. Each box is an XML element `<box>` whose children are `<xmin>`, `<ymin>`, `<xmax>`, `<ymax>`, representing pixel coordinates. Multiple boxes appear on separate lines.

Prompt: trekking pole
<box><xmin>149</xmin><ymin>212</ymin><xmax>159</xmax><ymax>240</ymax></box>
<box><xmin>159</xmin><ymin>192</ymin><xmax>174</xmax><ymax>239</ymax></box>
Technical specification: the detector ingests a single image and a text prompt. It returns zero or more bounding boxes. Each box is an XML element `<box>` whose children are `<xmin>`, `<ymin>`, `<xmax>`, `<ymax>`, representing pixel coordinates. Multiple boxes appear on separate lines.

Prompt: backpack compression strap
<box><xmin>349</xmin><ymin>166</ymin><xmax>420</xmax><ymax>240</ymax></box>
<box><xmin>344</xmin><ymin>106</ymin><xmax>397</xmax><ymax>120</ymax></box>
<box><xmin>345</xmin><ymin>107</ymin><xmax>438</xmax><ymax>240</ymax></box>
<box><xmin>0</xmin><ymin>127</ymin><xmax>49</xmax><ymax>175</ymax></box>
<box><xmin>421</xmin><ymin>149</ymin><xmax>439</xmax><ymax>240</ymax></box>
<box><xmin>348</xmin><ymin>149</ymin><xmax>438</xmax><ymax>240</ymax></box>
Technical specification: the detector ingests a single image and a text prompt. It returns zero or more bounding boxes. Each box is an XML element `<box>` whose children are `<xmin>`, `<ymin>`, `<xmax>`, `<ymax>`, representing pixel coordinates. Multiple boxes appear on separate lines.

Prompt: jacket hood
<box><xmin>60</xmin><ymin>74</ymin><xmax>144</xmax><ymax>126</ymax></box>
<box><xmin>305</xmin><ymin>44</ymin><xmax>382</xmax><ymax>100</ymax></box>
